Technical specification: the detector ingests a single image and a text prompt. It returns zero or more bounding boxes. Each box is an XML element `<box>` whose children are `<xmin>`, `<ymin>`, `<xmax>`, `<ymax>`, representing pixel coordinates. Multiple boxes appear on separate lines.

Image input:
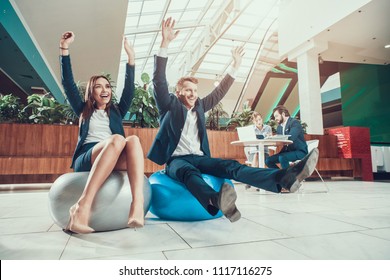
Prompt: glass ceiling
<box><xmin>116</xmin><ymin>0</ymin><xmax>281</xmax><ymax>97</ymax></box>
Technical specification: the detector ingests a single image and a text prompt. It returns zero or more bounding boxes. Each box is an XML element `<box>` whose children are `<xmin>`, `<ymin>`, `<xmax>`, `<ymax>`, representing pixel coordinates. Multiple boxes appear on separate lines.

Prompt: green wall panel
<box><xmin>339</xmin><ymin>63</ymin><xmax>390</xmax><ymax>143</ymax></box>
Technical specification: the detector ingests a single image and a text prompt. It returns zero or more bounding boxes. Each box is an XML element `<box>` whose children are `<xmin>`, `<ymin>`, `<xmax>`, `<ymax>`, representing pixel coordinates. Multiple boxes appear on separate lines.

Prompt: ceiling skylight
<box><xmin>116</xmin><ymin>0</ymin><xmax>281</xmax><ymax>97</ymax></box>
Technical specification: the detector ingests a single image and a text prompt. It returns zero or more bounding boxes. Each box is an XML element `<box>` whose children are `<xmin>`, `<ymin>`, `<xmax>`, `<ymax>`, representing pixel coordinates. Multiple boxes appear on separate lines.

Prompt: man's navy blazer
<box><xmin>276</xmin><ymin>117</ymin><xmax>308</xmax><ymax>154</ymax></box>
<box><xmin>147</xmin><ymin>55</ymin><xmax>234</xmax><ymax>165</ymax></box>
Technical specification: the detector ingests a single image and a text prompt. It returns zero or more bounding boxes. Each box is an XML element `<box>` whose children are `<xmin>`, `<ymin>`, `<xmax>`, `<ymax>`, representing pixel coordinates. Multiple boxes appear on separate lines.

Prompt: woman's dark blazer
<box><xmin>60</xmin><ymin>55</ymin><xmax>135</xmax><ymax>168</ymax></box>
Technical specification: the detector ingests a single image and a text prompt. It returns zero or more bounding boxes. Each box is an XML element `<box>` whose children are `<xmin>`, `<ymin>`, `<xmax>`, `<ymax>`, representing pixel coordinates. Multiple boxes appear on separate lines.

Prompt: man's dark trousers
<box><xmin>266</xmin><ymin>150</ymin><xmax>307</xmax><ymax>169</ymax></box>
<box><xmin>166</xmin><ymin>155</ymin><xmax>281</xmax><ymax>215</ymax></box>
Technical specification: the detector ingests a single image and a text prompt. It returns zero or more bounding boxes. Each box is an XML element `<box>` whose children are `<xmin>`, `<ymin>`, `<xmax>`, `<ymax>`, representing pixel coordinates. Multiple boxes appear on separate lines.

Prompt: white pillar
<box><xmin>296</xmin><ymin>50</ymin><xmax>323</xmax><ymax>135</ymax></box>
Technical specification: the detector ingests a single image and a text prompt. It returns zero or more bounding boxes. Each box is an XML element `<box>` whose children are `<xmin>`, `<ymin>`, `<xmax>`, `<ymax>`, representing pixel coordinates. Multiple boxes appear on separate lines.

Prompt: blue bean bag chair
<box><xmin>48</xmin><ymin>171</ymin><xmax>152</xmax><ymax>232</ymax></box>
<box><xmin>149</xmin><ymin>170</ymin><xmax>233</xmax><ymax>221</ymax></box>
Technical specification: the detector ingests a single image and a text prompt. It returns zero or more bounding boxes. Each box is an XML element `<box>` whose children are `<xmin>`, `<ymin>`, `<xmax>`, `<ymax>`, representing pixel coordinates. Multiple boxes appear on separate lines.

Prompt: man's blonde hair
<box><xmin>175</xmin><ymin>76</ymin><xmax>199</xmax><ymax>92</ymax></box>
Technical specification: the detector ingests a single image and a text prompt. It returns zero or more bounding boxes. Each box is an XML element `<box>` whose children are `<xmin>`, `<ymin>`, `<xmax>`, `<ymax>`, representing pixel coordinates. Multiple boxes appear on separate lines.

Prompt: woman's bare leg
<box><xmin>115</xmin><ymin>135</ymin><xmax>145</xmax><ymax>227</ymax></box>
<box><xmin>69</xmin><ymin>134</ymin><xmax>126</xmax><ymax>233</ymax></box>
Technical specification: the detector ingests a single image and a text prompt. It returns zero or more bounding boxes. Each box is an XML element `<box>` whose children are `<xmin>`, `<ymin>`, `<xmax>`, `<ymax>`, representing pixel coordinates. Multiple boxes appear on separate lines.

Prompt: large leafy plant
<box><xmin>21</xmin><ymin>94</ymin><xmax>76</xmax><ymax>124</ymax></box>
<box><xmin>265</xmin><ymin>119</ymin><xmax>277</xmax><ymax>133</ymax></box>
<box><xmin>206</xmin><ymin>102</ymin><xmax>229</xmax><ymax>130</ymax></box>
<box><xmin>0</xmin><ymin>94</ymin><xmax>25</xmax><ymax>123</ymax></box>
<box><xmin>128</xmin><ymin>73</ymin><xmax>159</xmax><ymax>128</ymax></box>
<box><xmin>226</xmin><ymin>101</ymin><xmax>254</xmax><ymax>129</ymax></box>
<box><xmin>265</xmin><ymin>117</ymin><xmax>308</xmax><ymax>134</ymax></box>
<box><xmin>297</xmin><ymin>118</ymin><xmax>308</xmax><ymax>134</ymax></box>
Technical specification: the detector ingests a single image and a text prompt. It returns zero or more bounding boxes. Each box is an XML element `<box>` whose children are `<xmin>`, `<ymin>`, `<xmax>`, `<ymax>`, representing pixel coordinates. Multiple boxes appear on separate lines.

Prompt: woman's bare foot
<box><xmin>66</xmin><ymin>203</ymin><xmax>95</xmax><ymax>234</ymax></box>
<box><xmin>127</xmin><ymin>202</ymin><xmax>144</xmax><ymax>228</ymax></box>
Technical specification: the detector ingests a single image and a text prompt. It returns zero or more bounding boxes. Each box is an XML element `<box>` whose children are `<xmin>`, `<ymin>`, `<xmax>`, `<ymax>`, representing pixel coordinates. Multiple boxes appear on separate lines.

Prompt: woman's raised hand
<box><xmin>60</xmin><ymin>31</ymin><xmax>75</xmax><ymax>48</ymax></box>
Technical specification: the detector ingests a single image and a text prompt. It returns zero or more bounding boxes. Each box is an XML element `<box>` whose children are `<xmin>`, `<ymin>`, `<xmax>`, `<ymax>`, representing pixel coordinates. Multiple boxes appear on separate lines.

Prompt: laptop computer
<box><xmin>236</xmin><ymin>125</ymin><xmax>258</xmax><ymax>141</ymax></box>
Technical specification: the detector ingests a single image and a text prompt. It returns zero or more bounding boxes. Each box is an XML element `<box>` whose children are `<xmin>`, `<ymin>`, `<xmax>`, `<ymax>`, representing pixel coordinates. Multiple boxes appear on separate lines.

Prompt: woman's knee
<box><xmin>107</xmin><ymin>134</ymin><xmax>126</xmax><ymax>152</ymax></box>
<box><xmin>125</xmin><ymin>135</ymin><xmax>142</xmax><ymax>148</ymax></box>
<box><xmin>126</xmin><ymin>135</ymin><xmax>142</xmax><ymax>152</ymax></box>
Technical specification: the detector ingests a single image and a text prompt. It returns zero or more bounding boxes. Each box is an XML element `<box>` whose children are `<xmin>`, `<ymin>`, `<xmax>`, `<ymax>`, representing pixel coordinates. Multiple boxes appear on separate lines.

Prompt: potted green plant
<box><xmin>297</xmin><ymin>119</ymin><xmax>308</xmax><ymax>134</ymax></box>
<box><xmin>128</xmin><ymin>73</ymin><xmax>159</xmax><ymax>128</ymax></box>
<box><xmin>265</xmin><ymin>119</ymin><xmax>278</xmax><ymax>134</ymax></box>
<box><xmin>61</xmin><ymin>101</ymin><xmax>79</xmax><ymax>125</ymax></box>
<box><xmin>226</xmin><ymin>101</ymin><xmax>254</xmax><ymax>129</ymax></box>
<box><xmin>206</xmin><ymin>102</ymin><xmax>229</xmax><ymax>130</ymax></box>
<box><xmin>21</xmin><ymin>94</ymin><xmax>69</xmax><ymax>124</ymax></box>
<box><xmin>265</xmin><ymin>117</ymin><xmax>308</xmax><ymax>134</ymax></box>
<box><xmin>0</xmin><ymin>94</ymin><xmax>25</xmax><ymax>123</ymax></box>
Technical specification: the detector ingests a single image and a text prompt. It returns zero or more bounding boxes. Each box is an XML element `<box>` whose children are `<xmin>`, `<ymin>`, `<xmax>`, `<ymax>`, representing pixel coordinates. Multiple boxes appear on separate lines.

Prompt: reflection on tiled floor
<box><xmin>1</xmin><ymin>180</ymin><xmax>390</xmax><ymax>260</ymax></box>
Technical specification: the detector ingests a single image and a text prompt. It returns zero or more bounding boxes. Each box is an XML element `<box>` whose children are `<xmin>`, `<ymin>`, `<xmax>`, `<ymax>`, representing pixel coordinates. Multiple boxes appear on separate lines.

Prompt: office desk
<box><xmin>231</xmin><ymin>139</ymin><xmax>292</xmax><ymax>168</ymax></box>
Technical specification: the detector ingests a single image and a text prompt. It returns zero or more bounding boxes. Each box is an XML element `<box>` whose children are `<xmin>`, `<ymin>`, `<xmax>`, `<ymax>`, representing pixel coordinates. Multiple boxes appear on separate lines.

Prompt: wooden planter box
<box><xmin>0</xmin><ymin>123</ymin><xmax>364</xmax><ymax>184</ymax></box>
<box><xmin>0</xmin><ymin>123</ymin><xmax>245</xmax><ymax>184</ymax></box>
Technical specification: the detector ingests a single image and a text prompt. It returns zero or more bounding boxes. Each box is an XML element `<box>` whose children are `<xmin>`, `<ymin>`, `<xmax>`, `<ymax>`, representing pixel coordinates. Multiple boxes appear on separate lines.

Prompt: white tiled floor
<box><xmin>1</xmin><ymin>180</ymin><xmax>390</xmax><ymax>260</ymax></box>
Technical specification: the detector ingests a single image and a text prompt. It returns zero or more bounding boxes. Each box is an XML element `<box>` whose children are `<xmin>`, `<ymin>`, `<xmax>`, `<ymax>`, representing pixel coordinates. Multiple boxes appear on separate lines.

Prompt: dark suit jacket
<box><xmin>277</xmin><ymin>117</ymin><xmax>308</xmax><ymax>154</ymax></box>
<box><xmin>60</xmin><ymin>55</ymin><xmax>135</xmax><ymax>168</ymax></box>
<box><xmin>147</xmin><ymin>55</ymin><xmax>234</xmax><ymax>165</ymax></box>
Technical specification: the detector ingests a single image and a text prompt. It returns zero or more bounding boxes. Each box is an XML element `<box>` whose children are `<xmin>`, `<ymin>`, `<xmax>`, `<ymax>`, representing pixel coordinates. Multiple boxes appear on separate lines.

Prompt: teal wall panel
<box><xmin>321</xmin><ymin>87</ymin><xmax>341</xmax><ymax>103</ymax></box>
<box><xmin>0</xmin><ymin>0</ymin><xmax>64</xmax><ymax>103</ymax></box>
<box><xmin>339</xmin><ymin>63</ymin><xmax>390</xmax><ymax>143</ymax></box>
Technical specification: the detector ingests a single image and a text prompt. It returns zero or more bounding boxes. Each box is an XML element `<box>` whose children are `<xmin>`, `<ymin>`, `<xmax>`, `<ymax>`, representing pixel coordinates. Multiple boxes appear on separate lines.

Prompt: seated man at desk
<box><xmin>265</xmin><ymin>105</ymin><xmax>308</xmax><ymax>170</ymax></box>
<box><xmin>148</xmin><ymin>18</ymin><xmax>319</xmax><ymax>223</ymax></box>
<box><xmin>245</xmin><ymin>112</ymin><xmax>272</xmax><ymax>167</ymax></box>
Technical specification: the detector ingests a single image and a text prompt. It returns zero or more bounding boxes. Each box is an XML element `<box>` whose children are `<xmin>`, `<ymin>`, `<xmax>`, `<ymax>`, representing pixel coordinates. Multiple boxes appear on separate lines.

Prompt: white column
<box><xmin>296</xmin><ymin>50</ymin><xmax>323</xmax><ymax>135</ymax></box>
